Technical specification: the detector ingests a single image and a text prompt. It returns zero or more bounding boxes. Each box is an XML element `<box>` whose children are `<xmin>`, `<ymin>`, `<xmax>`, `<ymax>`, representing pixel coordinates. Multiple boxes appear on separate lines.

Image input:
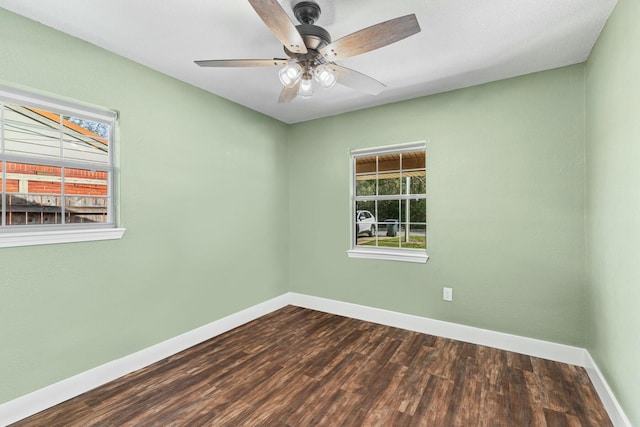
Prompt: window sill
<box><xmin>0</xmin><ymin>227</ymin><xmax>126</xmax><ymax>248</ymax></box>
<box><xmin>346</xmin><ymin>247</ymin><xmax>429</xmax><ymax>263</ymax></box>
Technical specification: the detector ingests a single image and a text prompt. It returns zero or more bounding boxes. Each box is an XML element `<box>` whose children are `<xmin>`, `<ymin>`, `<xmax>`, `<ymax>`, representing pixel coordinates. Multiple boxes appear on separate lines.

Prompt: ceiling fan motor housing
<box><xmin>294</xmin><ymin>1</ymin><xmax>321</xmax><ymax>25</ymax></box>
<box><xmin>291</xmin><ymin>24</ymin><xmax>331</xmax><ymax>52</ymax></box>
<box><xmin>284</xmin><ymin>1</ymin><xmax>331</xmax><ymax>55</ymax></box>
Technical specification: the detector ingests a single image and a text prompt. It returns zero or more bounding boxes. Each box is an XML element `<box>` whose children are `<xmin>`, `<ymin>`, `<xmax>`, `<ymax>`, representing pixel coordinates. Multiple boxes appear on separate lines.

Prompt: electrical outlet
<box><xmin>443</xmin><ymin>287</ymin><xmax>453</xmax><ymax>302</ymax></box>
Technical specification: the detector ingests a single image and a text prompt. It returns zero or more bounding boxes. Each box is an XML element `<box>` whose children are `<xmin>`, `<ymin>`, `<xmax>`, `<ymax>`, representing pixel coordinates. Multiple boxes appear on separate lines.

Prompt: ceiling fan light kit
<box><xmin>298</xmin><ymin>75</ymin><xmax>314</xmax><ymax>98</ymax></box>
<box><xmin>279</xmin><ymin>62</ymin><xmax>303</xmax><ymax>88</ymax></box>
<box><xmin>195</xmin><ymin>0</ymin><xmax>421</xmax><ymax>103</ymax></box>
<box><xmin>314</xmin><ymin>64</ymin><xmax>337</xmax><ymax>89</ymax></box>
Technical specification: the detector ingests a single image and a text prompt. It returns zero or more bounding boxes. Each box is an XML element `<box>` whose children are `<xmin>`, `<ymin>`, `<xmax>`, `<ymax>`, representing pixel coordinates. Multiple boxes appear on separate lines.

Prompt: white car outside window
<box><xmin>356</xmin><ymin>210</ymin><xmax>376</xmax><ymax>236</ymax></box>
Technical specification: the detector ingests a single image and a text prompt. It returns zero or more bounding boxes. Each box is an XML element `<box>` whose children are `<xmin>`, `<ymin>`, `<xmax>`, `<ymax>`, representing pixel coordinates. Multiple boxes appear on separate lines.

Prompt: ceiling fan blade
<box><xmin>248</xmin><ymin>0</ymin><xmax>308</xmax><ymax>54</ymax></box>
<box><xmin>330</xmin><ymin>64</ymin><xmax>387</xmax><ymax>95</ymax></box>
<box><xmin>278</xmin><ymin>81</ymin><xmax>301</xmax><ymax>104</ymax></box>
<box><xmin>319</xmin><ymin>14</ymin><xmax>420</xmax><ymax>61</ymax></box>
<box><xmin>195</xmin><ymin>59</ymin><xmax>288</xmax><ymax>67</ymax></box>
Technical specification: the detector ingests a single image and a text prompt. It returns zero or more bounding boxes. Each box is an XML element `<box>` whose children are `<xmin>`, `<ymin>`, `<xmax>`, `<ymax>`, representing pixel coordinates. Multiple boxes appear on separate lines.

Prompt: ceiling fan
<box><xmin>195</xmin><ymin>0</ymin><xmax>421</xmax><ymax>103</ymax></box>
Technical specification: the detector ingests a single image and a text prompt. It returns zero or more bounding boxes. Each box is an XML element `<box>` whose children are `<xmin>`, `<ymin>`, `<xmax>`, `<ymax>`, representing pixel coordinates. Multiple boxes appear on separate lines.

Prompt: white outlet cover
<box><xmin>443</xmin><ymin>287</ymin><xmax>453</xmax><ymax>302</ymax></box>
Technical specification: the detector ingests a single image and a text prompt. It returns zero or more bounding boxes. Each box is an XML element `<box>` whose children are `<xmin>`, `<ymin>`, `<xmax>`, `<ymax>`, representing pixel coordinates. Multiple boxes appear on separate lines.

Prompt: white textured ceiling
<box><xmin>0</xmin><ymin>0</ymin><xmax>617</xmax><ymax>124</ymax></box>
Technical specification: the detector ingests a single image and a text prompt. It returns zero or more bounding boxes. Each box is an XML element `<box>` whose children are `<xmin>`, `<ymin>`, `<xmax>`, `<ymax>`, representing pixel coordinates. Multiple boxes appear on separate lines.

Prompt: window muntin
<box><xmin>351</xmin><ymin>143</ymin><xmax>427</xmax><ymax>259</ymax></box>
<box><xmin>1</xmin><ymin>89</ymin><xmax>116</xmax><ymax>232</ymax></box>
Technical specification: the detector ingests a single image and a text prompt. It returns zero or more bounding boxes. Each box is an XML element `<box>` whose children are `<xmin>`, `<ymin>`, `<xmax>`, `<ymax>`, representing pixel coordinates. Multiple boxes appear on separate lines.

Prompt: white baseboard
<box><xmin>1</xmin><ymin>292</ymin><xmax>631</xmax><ymax>427</ymax></box>
<box><xmin>287</xmin><ymin>292</ymin><xmax>586</xmax><ymax>365</ymax></box>
<box><xmin>583</xmin><ymin>352</ymin><xmax>632</xmax><ymax>427</ymax></box>
<box><xmin>0</xmin><ymin>294</ymin><xmax>290</xmax><ymax>426</ymax></box>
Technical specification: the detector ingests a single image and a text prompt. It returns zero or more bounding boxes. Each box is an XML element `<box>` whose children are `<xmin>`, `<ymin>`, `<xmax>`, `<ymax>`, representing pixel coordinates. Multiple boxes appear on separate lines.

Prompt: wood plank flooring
<box><xmin>11</xmin><ymin>306</ymin><xmax>612</xmax><ymax>426</ymax></box>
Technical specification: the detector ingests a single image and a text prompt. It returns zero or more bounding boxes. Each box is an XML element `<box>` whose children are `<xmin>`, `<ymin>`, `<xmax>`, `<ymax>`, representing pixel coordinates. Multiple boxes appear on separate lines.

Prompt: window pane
<box><xmin>402</xmin><ymin>151</ymin><xmax>425</xmax><ymax>170</ymax></box>
<box><xmin>4</xmin><ymin>162</ymin><xmax>63</xmax><ymax>226</ymax></box>
<box><xmin>399</xmin><ymin>199</ymin><xmax>427</xmax><ymax>249</ymax></box>
<box><xmin>64</xmin><ymin>167</ymin><xmax>108</xmax><ymax>195</ymax></box>
<box><xmin>377</xmin><ymin>153</ymin><xmax>400</xmax><ymax>196</ymax></box>
<box><xmin>355</xmin><ymin>156</ymin><xmax>376</xmax><ymax>174</ymax></box>
<box><xmin>355</xmin><ymin>156</ymin><xmax>376</xmax><ymax>196</ymax></box>
<box><xmin>376</xmin><ymin>219</ymin><xmax>401</xmax><ymax>248</ymax></box>
<box><xmin>3</xmin><ymin>105</ymin><xmax>61</xmax><ymax>160</ymax></box>
<box><xmin>355</xmin><ymin>201</ymin><xmax>376</xmax><ymax>246</ymax></box>
<box><xmin>356</xmin><ymin>199</ymin><xmax>402</xmax><ymax>248</ymax></box>
<box><xmin>6</xmin><ymin>193</ymin><xmax>63</xmax><ymax>226</ymax></box>
<box><xmin>378</xmin><ymin>173</ymin><xmax>401</xmax><ymax>195</ymax></box>
<box><xmin>400</xmin><ymin>224</ymin><xmax>427</xmax><ymax>249</ymax></box>
<box><xmin>355</xmin><ymin>200</ymin><xmax>376</xmax><ymax>230</ymax></box>
<box><xmin>378</xmin><ymin>153</ymin><xmax>400</xmax><ymax>172</ymax></box>
<box><xmin>65</xmin><ymin>196</ymin><xmax>108</xmax><ymax>224</ymax></box>
<box><xmin>407</xmin><ymin>198</ymin><xmax>426</xmax><ymax>223</ymax></box>
<box><xmin>61</xmin><ymin>116</ymin><xmax>110</xmax><ymax>165</ymax></box>
<box><xmin>355</xmin><ymin>200</ymin><xmax>375</xmax><ymax>215</ymax></box>
<box><xmin>64</xmin><ymin>167</ymin><xmax>109</xmax><ymax>224</ymax></box>
<box><xmin>5</xmin><ymin>162</ymin><xmax>62</xmax><ymax>194</ymax></box>
<box><xmin>355</xmin><ymin>174</ymin><xmax>376</xmax><ymax>196</ymax></box>
<box><xmin>402</xmin><ymin>172</ymin><xmax>426</xmax><ymax>194</ymax></box>
<box><xmin>377</xmin><ymin>199</ymin><xmax>400</xmax><ymax>222</ymax></box>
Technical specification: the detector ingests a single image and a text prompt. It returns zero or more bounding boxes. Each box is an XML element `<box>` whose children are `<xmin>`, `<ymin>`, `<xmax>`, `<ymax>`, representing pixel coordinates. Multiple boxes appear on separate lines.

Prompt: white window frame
<box><xmin>0</xmin><ymin>84</ymin><xmax>125</xmax><ymax>248</ymax></box>
<box><xmin>347</xmin><ymin>141</ymin><xmax>428</xmax><ymax>263</ymax></box>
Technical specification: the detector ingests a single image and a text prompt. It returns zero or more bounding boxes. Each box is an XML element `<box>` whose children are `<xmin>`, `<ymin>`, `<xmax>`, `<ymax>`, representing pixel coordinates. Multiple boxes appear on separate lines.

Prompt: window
<box><xmin>0</xmin><ymin>84</ymin><xmax>124</xmax><ymax>248</ymax></box>
<box><xmin>347</xmin><ymin>142</ymin><xmax>428</xmax><ymax>263</ymax></box>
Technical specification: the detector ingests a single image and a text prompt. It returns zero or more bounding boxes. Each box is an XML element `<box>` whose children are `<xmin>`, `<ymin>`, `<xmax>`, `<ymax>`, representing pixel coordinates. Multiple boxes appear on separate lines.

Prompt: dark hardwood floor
<box><xmin>12</xmin><ymin>306</ymin><xmax>612</xmax><ymax>426</ymax></box>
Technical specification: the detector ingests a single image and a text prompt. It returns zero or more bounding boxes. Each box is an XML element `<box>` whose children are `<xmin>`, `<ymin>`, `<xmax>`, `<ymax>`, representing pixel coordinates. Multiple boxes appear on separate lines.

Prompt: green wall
<box><xmin>288</xmin><ymin>65</ymin><xmax>587</xmax><ymax>346</ymax></box>
<box><xmin>585</xmin><ymin>0</ymin><xmax>640</xmax><ymax>424</ymax></box>
<box><xmin>0</xmin><ymin>9</ymin><xmax>289</xmax><ymax>404</ymax></box>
